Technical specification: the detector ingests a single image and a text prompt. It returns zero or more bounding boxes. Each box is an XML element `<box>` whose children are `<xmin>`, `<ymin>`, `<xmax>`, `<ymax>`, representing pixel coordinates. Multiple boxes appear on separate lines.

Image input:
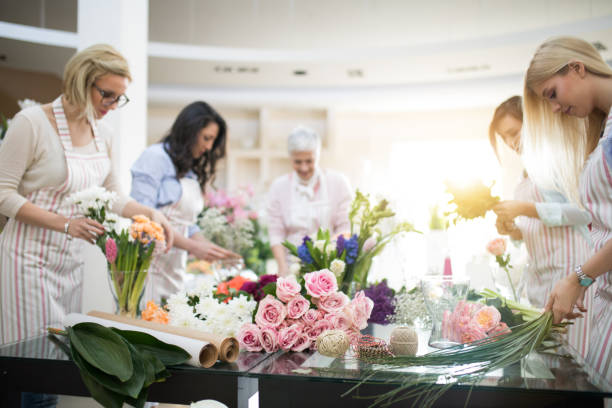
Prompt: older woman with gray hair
<box><xmin>266</xmin><ymin>125</ymin><xmax>352</xmax><ymax>276</ymax></box>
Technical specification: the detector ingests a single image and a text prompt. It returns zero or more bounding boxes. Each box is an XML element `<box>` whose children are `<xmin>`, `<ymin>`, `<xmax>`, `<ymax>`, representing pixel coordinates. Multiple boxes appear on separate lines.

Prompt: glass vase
<box><xmin>107</xmin><ymin>267</ymin><xmax>148</xmax><ymax>318</ymax></box>
<box><xmin>211</xmin><ymin>258</ymin><xmax>245</xmax><ymax>284</ymax></box>
<box><xmin>490</xmin><ymin>264</ymin><xmax>519</xmax><ymax>302</ymax></box>
<box><xmin>420</xmin><ymin>276</ymin><xmax>469</xmax><ymax>349</ymax></box>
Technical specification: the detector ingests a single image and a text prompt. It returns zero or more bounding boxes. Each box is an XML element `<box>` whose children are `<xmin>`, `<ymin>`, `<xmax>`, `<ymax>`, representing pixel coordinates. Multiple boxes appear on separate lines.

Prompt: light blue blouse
<box><xmin>130</xmin><ymin>143</ymin><xmax>200</xmax><ymax>237</ymax></box>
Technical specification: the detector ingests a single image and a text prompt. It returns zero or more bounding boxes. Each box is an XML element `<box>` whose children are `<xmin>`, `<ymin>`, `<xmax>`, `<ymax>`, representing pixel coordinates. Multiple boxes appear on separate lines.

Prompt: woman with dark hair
<box><xmin>489</xmin><ymin>95</ymin><xmax>593</xmax><ymax>357</ymax></box>
<box><xmin>131</xmin><ymin>101</ymin><xmax>239</xmax><ymax>304</ymax></box>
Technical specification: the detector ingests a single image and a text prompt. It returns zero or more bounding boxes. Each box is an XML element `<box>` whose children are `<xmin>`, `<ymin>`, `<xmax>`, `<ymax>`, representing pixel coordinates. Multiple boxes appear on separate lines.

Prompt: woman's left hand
<box><xmin>492</xmin><ymin>200</ymin><xmax>526</xmax><ymax>220</ymax></box>
<box><xmin>151</xmin><ymin>210</ymin><xmax>174</xmax><ymax>251</ymax></box>
<box><xmin>544</xmin><ymin>274</ymin><xmax>587</xmax><ymax>324</ymax></box>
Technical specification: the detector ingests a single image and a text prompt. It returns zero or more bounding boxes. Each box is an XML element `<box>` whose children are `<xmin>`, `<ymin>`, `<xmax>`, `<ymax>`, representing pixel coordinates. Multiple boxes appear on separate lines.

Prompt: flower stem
<box><xmin>502</xmin><ymin>266</ymin><xmax>518</xmax><ymax>302</ymax></box>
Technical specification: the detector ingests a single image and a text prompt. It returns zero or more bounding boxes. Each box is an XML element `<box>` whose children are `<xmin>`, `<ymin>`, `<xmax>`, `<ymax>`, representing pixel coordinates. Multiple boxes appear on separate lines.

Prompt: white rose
<box><xmin>314</xmin><ymin>240</ymin><xmax>326</xmax><ymax>252</ymax></box>
<box><xmin>330</xmin><ymin>259</ymin><xmax>346</xmax><ymax>277</ymax></box>
<box><xmin>289</xmin><ymin>263</ymin><xmax>301</xmax><ymax>276</ymax></box>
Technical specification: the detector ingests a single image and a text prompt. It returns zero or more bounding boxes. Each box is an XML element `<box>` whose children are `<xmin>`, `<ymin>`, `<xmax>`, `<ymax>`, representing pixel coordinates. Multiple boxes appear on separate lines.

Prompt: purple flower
<box><xmin>240</xmin><ymin>281</ymin><xmax>257</xmax><ymax>294</ymax></box>
<box><xmin>302</xmin><ymin>236</ymin><xmax>312</xmax><ymax>245</ymax></box>
<box><xmin>336</xmin><ymin>235</ymin><xmax>345</xmax><ymax>257</ymax></box>
<box><xmin>344</xmin><ymin>234</ymin><xmax>359</xmax><ymax>265</ymax></box>
<box><xmin>259</xmin><ymin>274</ymin><xmax>278</xmax><ymax>287</ymax></box>
<box><xmin>364</xmin><ymin>280</ymin><xmax>395</xmax><ymax>325</ymax></box>
<box><xmin>297</xmin><ymin>243</ymin><xmax>314</xmax><ymax>264</ymax></box>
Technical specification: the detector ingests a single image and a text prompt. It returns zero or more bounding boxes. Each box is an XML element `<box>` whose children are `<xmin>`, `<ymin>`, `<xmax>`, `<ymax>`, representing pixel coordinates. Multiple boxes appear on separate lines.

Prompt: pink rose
<box><xmin>260</xmin><ymin>327</ymin><xmax>278</xmax><ymax>353</ymax></box>
<box><xmin>276</xmin><ymin>275</ymin><xmax>302</xmax><ymax>303</ymax></box>
<box><xmin>460</xmin><ymin>322</ymin><xmax>487</xmax><ymax>343</ymax></box>
<box><xmin>328</xmin><ymin>307</ymin><xmax>354</xmax><ymax>331</ymax></box>
<box><xmin>349</xmin><ymin>291</ymin><xmax>374</xmax><ymax>330</ymax></box>
<box><xmin>287</xmin><ymin>295</ymin><xmax>310</xmax><ymax>319</ymax></box>
<box><xmin>315</xmin><ymin>292</ymin><xmax>349</xmax><ymax>314</ymax></box>
<box><xmin>486</xmin><ymin>238</ymin><xmax>507</xmax><ymax>257</ymax></box>
<box><xmin>488</xmin><ymin>322</ymin><xmax>511</xmax><ymax>338</ymax></box>
<box><xmin>291</xmin><ymin>333</ymin><xmax>312</xmax><ymax>352</ymax></box>
<box><xmin>304</xmin><ymin>269</ymin><xmax>338</xmax><ymax>298</ymax></box>
<box><xmin>307</xmin><ymin>319</ymin><xmax>334</xmax><ymax>341</ymax></box>
<box><xmin>301</xmin><ymin>309</ymin><xmax>321</xmax><ymax>326</ymax></box>
<box><xmin>472</xmin><ymin>306</ymin><xmax>501</xmax><ymax>332</ymax></box>
<box><xmin>255</xmin><ymin>295</ymin><xmax>287</xmax><ymax>328</ymax></box>
<box><xmin>278</xmin><ymin>324</ymin><xmax>302</xmax><ymax>350</ymax></box>
<box><xmin>238</xmin><ymin>323</ymin><xmax>263</xmax><ymax>352</ymax></box>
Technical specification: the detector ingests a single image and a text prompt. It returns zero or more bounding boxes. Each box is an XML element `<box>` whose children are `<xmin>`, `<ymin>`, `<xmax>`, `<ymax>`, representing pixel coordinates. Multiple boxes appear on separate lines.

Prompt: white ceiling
<box><xmin>1</xmin><ymin>0</ymin><xmax>611</xmax><ymax>97</ymax></box>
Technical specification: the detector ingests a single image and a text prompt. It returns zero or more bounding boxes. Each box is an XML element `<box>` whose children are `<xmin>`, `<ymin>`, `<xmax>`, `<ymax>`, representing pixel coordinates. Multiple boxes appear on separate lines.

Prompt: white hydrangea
<box><xmin>288</xmin><ymin>263</ymin><xmax>301</xmax><ymax>276</ymax></box>
<box><xmin>330</xmin><ymin>259</ymin><xmax>346</xmax><ymax>277</ymax></box>
<box><xmin>66</xmin><ymin>186</ymin><xmax>117</xmax><ymax>215</ymax></box>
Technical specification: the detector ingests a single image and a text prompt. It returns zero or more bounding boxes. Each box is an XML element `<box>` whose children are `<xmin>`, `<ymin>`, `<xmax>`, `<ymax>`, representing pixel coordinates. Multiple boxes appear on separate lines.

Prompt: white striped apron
<box><xmin>0</xmin><ymin>96</ymin><xmax>110</xmax><ymax>344</ymax></box>
<box><xmin>515</xmin><ymin>176</ymin><xmax>592</xmax><ymax>357</ymax></box>
<box><xmin>580</xmin><ymin>110</ymin><xmax>612</xmax><ymax>388</ymax></box>
<box><xmin>144</xmin><ymin>177</ymin><xmax>203</xmax><ymax>304</ymax></box>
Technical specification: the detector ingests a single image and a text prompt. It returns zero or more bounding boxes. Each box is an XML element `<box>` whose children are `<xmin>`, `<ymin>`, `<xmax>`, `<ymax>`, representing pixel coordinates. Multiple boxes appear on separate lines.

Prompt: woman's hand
<box><xmin>493</xmin><ymin>200</ymin><xmax>529</xmax><ymax>220</ymax></box>
<box><xmin>150</xmin><ymin>210</ymin><xmax>174</xmax><ymax>251</ymax></box>
<box><xmin>67</xmin><ymin>217</ymin><xmax>105</xmax><ymax>244</ymax></box>
<box><xmin>495</xmin><ymin>215</ymin><xmax>518</xmax><ymax>235</ymax></box>
<box><xmin>544</xmin><ymin>274</ymin><xmax>587</xmax><ymax>324</ymax></box>
<box><xmin>190</xmin><ymin>234</ymin><xmax>241</xmax><ymax>262</ymax></box>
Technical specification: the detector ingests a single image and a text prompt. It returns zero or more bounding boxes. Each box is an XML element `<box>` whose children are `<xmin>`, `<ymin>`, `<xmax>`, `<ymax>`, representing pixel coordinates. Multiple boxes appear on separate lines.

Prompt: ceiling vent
<box><xmin>214</xmin><ymin>66</ymin><xmax>258</xmax><ymax>74</ymax></box>
<box><xmin>347</xmin><ymin>69</ymin><xmax>363</xmax><ymax>78</ymax></box>
<box><xmin>446</xmin><ymin>64</ymin><xmax>491</xmax><ymax>74</ymax></box>
<box><xmin>293</xmin><ymin>69</ymin><xmax>307</xmax><ymax>76</ymax></box>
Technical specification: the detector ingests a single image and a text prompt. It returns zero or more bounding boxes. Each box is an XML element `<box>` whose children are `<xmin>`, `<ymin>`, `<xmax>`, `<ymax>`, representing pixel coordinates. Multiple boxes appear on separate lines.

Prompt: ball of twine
<box><xmin>353</xmin><ymin>334</ymin><xmax>393</xmax><ymax>360</ymax></box>
<box><xmin>389</xmin><ymin>326</ymin><xmax>418</xmax><ymax>356</ymax></box>
<box><xmin>316</xmin><ymin>329</ymin><xmax>350</xmax><ymax>358</ymax></box>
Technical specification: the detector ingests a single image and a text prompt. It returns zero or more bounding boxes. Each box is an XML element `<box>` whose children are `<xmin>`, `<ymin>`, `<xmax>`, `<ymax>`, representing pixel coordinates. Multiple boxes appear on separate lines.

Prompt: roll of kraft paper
<box><xmin>88</xmin><ymin>311</ymin><xmax>240</xmax><ymax>363</ymax></box>
<box><xmin>63</xmin><ymin>313</ymin><xmax>218</xmax><ymax>368</ymax></box>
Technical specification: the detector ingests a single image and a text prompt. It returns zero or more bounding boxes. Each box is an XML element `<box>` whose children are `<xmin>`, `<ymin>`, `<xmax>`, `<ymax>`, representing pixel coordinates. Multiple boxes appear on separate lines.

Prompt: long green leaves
<box><xmin>345</xmin><ymin>312</ymin><xmax>554</xmax><ymax>407</ymax></box>
<box><xmin>57</xmin><ymin>322</ymin><xmax>190</xmax><ymax>408</ymax></box>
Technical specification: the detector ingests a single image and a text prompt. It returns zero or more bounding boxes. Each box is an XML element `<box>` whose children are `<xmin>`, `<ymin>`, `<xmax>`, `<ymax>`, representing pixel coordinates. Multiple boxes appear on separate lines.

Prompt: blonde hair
<box><xmin>489</xmin><ymin>95</ymin><xmax>522</xmax><ymax>160</ymax></box>
<box><xmin>62</xmin><ymin>44</ymin><xmax>131</xmax><ymax>121</ymax></box>
<box><xmin>522</xmin><ymin>36</ymin><xmax>611</xmax><ymax>204</ymax></box>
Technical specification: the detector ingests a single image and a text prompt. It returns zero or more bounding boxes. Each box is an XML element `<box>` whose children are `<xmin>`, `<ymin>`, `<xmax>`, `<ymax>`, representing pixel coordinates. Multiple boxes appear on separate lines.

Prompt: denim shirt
<box><xmin>130</xmin><ymin>143</ymin><xmax>200</xmax><ymax>237</ymax></box>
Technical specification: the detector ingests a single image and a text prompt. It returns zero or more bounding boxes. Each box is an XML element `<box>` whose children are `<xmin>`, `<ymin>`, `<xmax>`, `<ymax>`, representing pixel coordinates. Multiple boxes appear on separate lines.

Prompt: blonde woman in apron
<box><xmin>521</xmin><ymin>37</ymin><xmax>612</xmax><ymax>405</ymax></box>
<box><xmin>131</xmin><ymin>101</ymin><xmax>239</xmax><ymax>305</ymax></box>
<box><xmin>267</xmin><ymin>126</ymin><xmax>352</xmax><ymax>276</ymax></box>
<box><xmin>0</xmin><ymin>44</ymin><xmax>173</xmax><ymax>407</ymax></box>
<box><xmin>488</xmin><ymin>96</ymin><xmax>593</xmax><ymax>357</ymax></box>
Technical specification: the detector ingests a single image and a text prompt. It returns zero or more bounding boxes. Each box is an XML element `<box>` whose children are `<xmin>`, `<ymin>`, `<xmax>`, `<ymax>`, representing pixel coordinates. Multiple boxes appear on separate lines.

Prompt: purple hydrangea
<box><xmin>344</xmin><ymin>234</ymin><xmax>359</xmax><ymax>265</ymax></box>
<box><xmin>364</xmin><ymin>280</ymin><xmax>395</xmax><ymax>325</ymax></box>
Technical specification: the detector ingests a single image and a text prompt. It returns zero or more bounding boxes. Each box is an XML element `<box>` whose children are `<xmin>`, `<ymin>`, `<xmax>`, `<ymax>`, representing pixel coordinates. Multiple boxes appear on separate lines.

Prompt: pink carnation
<box><xmin>260</xmin><ymin>327</ymin><xmax>278</xmax><ymax>353</ymax></box>
<box><xmin>486</xmin><ymin>238</ymin><xmax>507</xmax><ymax>256</ymax></box>
<box><xmin>304</xmin><ymin>269</ymin><xmax>338</xmax><ymax>298</ymax></box>
<box><xmin>237</xmin><ymin>323</ymin><xmax>263</xmax><ymax>352</ymax></box>
<box><xmin>349</xmin><ymin>291</ymin><xmax>374</xmax><ymax>330</ymax></box>
<box><xmin>276</xmin><ymin>275</ymin><xmax>302</xmax><ymax>303</ymax></box>
<box><xmin>105</xmin><ymin>238</ymin><xmax>118</xmax><ymax>264</ymax></box>
<box><xmin>287</xmin><ymin>295</ymin><xmax>310</xmax><ymax>319</ymax></box>
<box><xmin>291</xmin><ymin>333</ymin><xmax>312</xmax><ymax>352</ymax></box>
<box><xmin>315</xmin><ymin>292</ymin><xmax>349</xmax><ymax>314</ymax></box>
<box><xmin>278</xmin><ymin>324</ymin><xmax>302</xmax><ymax>351</ymax></box>
<box><xmin>301</xmin><ymin>309</ymin><xmax>321</xmax><ymax>326</ymax></box>
<box><xmin>255</xmin><ymin>295</ymin><xmax>287</xmax><ymax>328</ymax></box>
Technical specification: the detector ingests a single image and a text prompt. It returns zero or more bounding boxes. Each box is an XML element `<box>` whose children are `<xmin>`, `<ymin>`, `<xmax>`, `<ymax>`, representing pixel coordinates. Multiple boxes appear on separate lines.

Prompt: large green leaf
<box><xmin>68</xmin><ymin>323</ymin><xmax>133</xmax><ymax>382</ymax></box>
<box><xmin>71</xmin><ymin>344</ymin><xmax>126</xmax><ymax>408</ymax></box>
<box><xmin>138</xmin><ymin>349</ymin><xmax>166</xmax><ymax>387</ymax></box>
<box><xmin>112</xmin><ymin>328</ymin><xmax>190</xmax><ymax>366</ymax></box>
<box><xmin>70</xmin><ymin>339</ymin><xmax>144</xmax><ymax>399</ymax></box>
<box><xmin>125</xmin><ymin>387</ymin><xmax>149</xmax><ymax>408</ymax></box>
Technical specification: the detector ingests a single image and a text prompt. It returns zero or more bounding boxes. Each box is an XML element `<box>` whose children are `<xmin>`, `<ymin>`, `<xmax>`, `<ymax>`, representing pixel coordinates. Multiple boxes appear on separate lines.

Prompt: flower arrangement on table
<box><xmin>237</xmin><ymin>270</ymin><xmax>374</xmax><ymax>353</ymax></box>
<box><xmin>165</xmin><ymin>278</ymin><xmax>257</xmax><ymax>338</ymax></box>
<box><xmin>239</xmin><ymin>274</ymin><xmax>278</xmax><ymax>302</ymax></box>
<box><xmin>198</xmin><ymin>187</ymin><xmax>273</xmax><ymax>275</ymax></box>
<box><xmin>486</xmin><ymin>237</ymin><xmax>518</xmax><ymax>301</ymax></box>
<box><xmin>67</xmin><ymin>186</ymin><xmax>166</xmax><ymax>317</ymax></box>
<box><xmin>363</xmin><ymin>280</ymin><xmax>396</xmax><ymax>325</ymax></box>
<box><xmin>444</xmin><ymin>179</ymin><xmax>500</xmax><ymax>224</ymax></box>
<box><xmin>391</xmin><ymin>285</ymin><xmax>431</xmax><ymax>328</ymax></box>
<box><xmin>284</xmin><ymin>190</ymin><xmax>418</xmax><ymax>294</ymax></box>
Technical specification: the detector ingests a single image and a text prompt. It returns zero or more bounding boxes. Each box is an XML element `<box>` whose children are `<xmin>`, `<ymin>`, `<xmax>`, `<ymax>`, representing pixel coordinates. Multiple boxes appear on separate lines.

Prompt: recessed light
<box><xmin>293</xmin><ymin>70</ymin><xmax>307</xmax><ymax>76</ymax></box>
<box><xmin>347</xmin><ymin>69</ymin><xmax>363</xmax><ymax>77</ymax></box>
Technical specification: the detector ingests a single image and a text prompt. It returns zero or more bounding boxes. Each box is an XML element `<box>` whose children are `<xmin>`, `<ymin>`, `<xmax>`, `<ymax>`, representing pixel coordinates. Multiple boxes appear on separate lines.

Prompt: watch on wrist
<box><xmin>575</xmin><ymin>265</ymin><xmax>594</xmax><ymax>287</ymax></box>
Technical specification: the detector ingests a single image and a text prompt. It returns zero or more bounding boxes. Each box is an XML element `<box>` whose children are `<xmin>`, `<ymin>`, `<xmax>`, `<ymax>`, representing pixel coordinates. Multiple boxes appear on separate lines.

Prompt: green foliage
<box><xmin>242</xmin><ymin>219</ymin><xmax>273</xmax><ymax>276</ymax></box>
<box><xmin>428</xmin><ymin>204</ymin><xmax>449</xmax><ymax>231</ymax></box>
<box><xmin>58</xmin><ymin>322</ymin><xmax>189</xmax><ymax>408</ymax></box>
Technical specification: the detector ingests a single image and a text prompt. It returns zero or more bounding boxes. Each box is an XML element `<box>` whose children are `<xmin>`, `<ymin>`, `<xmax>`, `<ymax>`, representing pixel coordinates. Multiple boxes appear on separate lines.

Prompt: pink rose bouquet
<box><xmin>441</xmin><ymin>300</ymin><xmax>509</xmax><ymax>344</ymax></box>
<box><xmin>237</xmin><ymin>269</ymin><xmax>374</xmax><ymax>353</ymax></box>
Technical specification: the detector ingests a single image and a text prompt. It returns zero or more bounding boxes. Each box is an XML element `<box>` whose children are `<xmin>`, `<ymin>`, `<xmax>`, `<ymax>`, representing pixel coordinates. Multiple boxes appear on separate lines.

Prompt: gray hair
<box><xmin>287</xmin><ymin>125</ymin><xmax>321</xmax><ymax>155</ymax></box>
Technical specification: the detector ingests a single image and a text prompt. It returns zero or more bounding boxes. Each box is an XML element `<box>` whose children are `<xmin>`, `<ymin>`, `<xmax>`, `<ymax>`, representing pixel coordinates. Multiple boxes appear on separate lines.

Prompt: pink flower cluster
<box><xmin>205</xmin><ymin>186</ymin><xmax>258</xmax><ymax>223</ymax></box>
<box><xmin>441</xmin><ymin>300</ymin><xmax>511</xmax><ymax>344</ymax></box>
<box><xmin>486</xmin><ymin>238</ymin><xmax>507</xmax><ymax>257</ymax></box>
<box><xmin>237</xmin><ymin>270</ymin><xmax>374</xmax><ymax>353</ymax></box>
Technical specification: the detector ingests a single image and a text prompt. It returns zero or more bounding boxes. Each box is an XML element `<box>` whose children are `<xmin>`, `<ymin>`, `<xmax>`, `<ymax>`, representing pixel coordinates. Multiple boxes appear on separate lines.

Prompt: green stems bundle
<box><xmin>345</xmin><ymin>312</ymin><xmax>554</xmax><ymax>407</ymax></box>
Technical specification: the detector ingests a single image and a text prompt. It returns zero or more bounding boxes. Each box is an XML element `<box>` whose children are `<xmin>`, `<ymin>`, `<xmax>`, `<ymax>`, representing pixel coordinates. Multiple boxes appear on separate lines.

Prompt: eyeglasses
<box><xmin>93</xmin><ymin>84</ymin><xmax>130</xmax><ymax>108</ymax></box>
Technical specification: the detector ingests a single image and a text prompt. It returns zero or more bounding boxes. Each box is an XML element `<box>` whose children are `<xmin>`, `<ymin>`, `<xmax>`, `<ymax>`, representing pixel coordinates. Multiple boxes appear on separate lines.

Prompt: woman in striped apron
<box><xmin>0</xmin><ymin>44</ymin><xmax>174</xmax><ymax>348</ymax></box>
<box><xmin>131</xmin><ymin>102</ymin><xmax>239</xmax><ymax>305</ymax></box>
<box><xmin>488</xmin><ymin>96</ymin><xmax>593</xmax><ymax>357</ymax></box>
<box><xmin>521</xmin><ymin>36</ymin><xmax>612</xmax><ymax>401</ymax></box>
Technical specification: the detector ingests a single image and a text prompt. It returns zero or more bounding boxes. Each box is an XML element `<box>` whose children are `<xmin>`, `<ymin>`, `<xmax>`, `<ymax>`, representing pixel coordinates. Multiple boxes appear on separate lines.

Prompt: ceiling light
<box><xmin>293</xmin><ymin>70</ymin><xmax>307</xmax><ymax>76</ymax></box>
